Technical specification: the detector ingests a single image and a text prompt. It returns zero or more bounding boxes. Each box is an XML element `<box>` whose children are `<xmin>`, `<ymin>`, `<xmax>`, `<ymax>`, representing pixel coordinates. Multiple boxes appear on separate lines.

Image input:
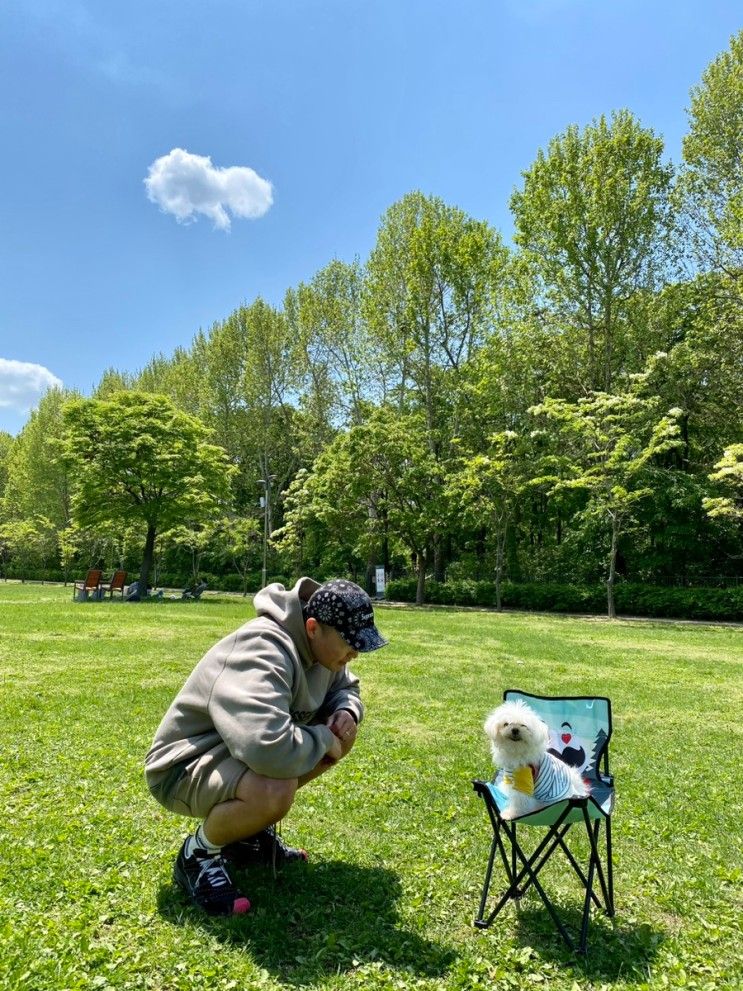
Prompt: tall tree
<box><xmin>2</xmin><ymin>388</ymin><xmax>78</xmax><ymax>530</ymax></box>
<box><xmin>447</xmin><ymin>430</ymin><xmax>530</xmax><ymax>609</ymax></box>
<box><xmin>60</xmin><ymin>392</ymin><xmax>234</xmax><ymax>593</ymax></box>
<box><xmin>363</xmin><ymin>192</ymin><xmax>508</xmax><ymax>578</ymax></box>
<box><xmin>0</xmin><ymin>430</ymin><xmax>13</xmax><ymax>506</ymax></box>
<box><xmin>679</xmin><ymin>30</ymin><xmax>743</xmax><ymax>287</ymax></box>
<box><xmin>363</xmin><ymin>191</ymin><xmax>509</xmax><ymax>426</ymax></box>
<box><xmin>530</xmin><ymin>386</ymin><xmax>683</xmax><ymax>617</ymax></box>
<box><xmin>511</xmin><ymin>110</ymin><xmax>675</xmax><ymax>392</ymax></box>
<box><xmin>285</xmin><ymin>258</ymin><xmax>383</xmax><ymax>437</ymax></box>
<box><xmin>347</xmin><ymin>407</ymin><xmax>448</xmax><ymax>604</ymax></box>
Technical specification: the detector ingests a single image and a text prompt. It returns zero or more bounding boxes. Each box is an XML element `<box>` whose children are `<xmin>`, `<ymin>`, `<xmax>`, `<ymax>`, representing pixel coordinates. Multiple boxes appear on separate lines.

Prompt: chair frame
<box><xmin>473</xmin><ymin>690</ymin><xmax>615</xmax><ymax>954</ymax></box>
<box><xmin>99</xmin><ymin>570</ymin><xmax>127</xmax><ymax>599</ymax></box>
<box><xmin>72</xmin><ymin>569</ymin><xmax>103</xmax><ymax>601</ymax></box>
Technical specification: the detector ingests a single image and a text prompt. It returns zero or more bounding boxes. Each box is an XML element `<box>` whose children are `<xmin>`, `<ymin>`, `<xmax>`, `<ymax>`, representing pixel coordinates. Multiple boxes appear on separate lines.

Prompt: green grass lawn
<box><xmin>0</xmin><ymin>583</ymin><xmax>741</xmax><ymax>991</ymax></box>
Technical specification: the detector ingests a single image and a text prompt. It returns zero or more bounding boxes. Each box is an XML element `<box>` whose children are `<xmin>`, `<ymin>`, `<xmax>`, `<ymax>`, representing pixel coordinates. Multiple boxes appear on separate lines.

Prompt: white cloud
<box><xmin>0</xmin><ymin>359</ymin><xmax>63</xmax><ymax>412</ymax></box>
<box><xmin>144</xmin><ymin>148</ymin><xmax>274</xmax><ymax>231</ymax></box>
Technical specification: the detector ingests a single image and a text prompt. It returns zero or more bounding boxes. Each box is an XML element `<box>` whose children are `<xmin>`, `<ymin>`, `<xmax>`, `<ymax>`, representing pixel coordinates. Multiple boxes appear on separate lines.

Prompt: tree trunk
<box><xmin>415</xmin><ymin>551</ymin><xmax>426</xmax><ymax>605</ymax></box>
<box><xmin>607</xmin><ymin>515</ymin><xmax>618</xmax><ymax>619</ymax></box>
<box><xmin>495</xmin><ymin>525</ymin><xmax>507</xmax><ymax>611</ymax></box>
<box><xmin>139</xmin><ymin>523</ymin><xmax>157</xmax><ymax>596</ymax></box>
<box><xmin>433</xmin><ymin>535</ymin><xmax>446</xmax><ymax>582</ymax></box>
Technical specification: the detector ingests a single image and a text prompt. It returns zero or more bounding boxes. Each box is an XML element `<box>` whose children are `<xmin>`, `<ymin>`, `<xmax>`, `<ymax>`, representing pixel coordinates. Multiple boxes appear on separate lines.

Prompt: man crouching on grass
<box><xmin>145</xmin><ymin>577</ymin><xmax>387</xmax><ymax>916</ymax></box>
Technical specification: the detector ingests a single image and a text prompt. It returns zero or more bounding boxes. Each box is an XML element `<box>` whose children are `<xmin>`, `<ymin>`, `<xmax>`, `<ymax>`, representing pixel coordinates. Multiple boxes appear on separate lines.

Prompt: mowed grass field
<box><xmin>0</xmin><ymin>583</ymin><xmax>741</xmax><ymax>991</ymax></box>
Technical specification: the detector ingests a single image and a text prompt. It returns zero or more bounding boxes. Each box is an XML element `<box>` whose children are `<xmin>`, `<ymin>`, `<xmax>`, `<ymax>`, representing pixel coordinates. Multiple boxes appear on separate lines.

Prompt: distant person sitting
<box><xmin>126</xmin><ymin>580</ymin><xmax>163</xmax><ymax>601</ymax></box>
<box><xmin>125</xmin><ymin>580</ymin><xmax>143</xmax><ymax>602</ymax></box>
<box><xmin>182</xmin><ymin>581</ymin><xmax>208</xmax><ymax>600</ymax></box>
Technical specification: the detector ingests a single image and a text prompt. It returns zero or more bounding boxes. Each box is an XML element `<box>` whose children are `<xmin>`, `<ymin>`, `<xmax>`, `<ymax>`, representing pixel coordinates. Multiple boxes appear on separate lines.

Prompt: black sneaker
<box><xmin>222</xmin><ymin>825</ymin><xmax>308</xmax><ymax>870</ymax></box>
<box><xmin>173</xmin><ymin>838</ymin><xmax>250</xmax><ymax>916</ymax></box>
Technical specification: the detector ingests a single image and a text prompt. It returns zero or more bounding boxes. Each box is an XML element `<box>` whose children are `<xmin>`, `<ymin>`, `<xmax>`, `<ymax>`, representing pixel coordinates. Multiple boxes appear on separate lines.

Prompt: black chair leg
<box><xmin>476</xmin><ymin>835</ymin><xmax>499</xmax><ymax>925</ymax></box>
<box><xmin>605</xmin><ymin>817</ymin><xmax>615</xmax><ymax>916</ymax></box>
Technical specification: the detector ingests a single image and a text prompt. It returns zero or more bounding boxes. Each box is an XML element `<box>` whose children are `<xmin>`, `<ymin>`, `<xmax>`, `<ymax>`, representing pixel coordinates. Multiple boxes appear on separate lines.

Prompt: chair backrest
<box><xmin>504</xmin><ymin>689</ymin><xmax>612</xmax><ymax>779</ymax></box>
<box><xmin>84</xmin><ymin>569</ymin><xmax>102</xmax><ymax>589</ymax></box>
<box><xmin>108</xmin><ymin>570</ymin><xmax>127</xmax><ymax>590</ymax></box>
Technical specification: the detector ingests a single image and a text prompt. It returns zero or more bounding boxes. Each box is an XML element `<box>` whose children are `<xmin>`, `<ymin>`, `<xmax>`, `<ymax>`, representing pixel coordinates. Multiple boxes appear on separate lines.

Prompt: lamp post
<box><xmin>258</xmin><ymin>474</ymin><xmax>276</xmax><ymax>588</ymax></box>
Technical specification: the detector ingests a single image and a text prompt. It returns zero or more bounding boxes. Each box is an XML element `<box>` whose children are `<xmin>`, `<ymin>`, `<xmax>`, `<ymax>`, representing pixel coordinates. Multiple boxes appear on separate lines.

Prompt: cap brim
<box><xmin>352</xmin><ymin>625</ymin><xmax>389</xmax><ymax>653</ymax></box>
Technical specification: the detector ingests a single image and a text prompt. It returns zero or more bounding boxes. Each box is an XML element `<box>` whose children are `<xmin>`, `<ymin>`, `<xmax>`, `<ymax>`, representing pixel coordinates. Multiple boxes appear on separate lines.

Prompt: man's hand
<box><xmin>327</xmin><ymin>709</ymin><xmax>357</xmax><ymax>743</ymax></box>
<box><xmin>324</xmin><ymin>710</ymin><xmax>357</xmax><ymax>762</ymax></box>
<box><xmin>325</xmin><ymin>735</ymin><xmax>343</xmax><ymax>763</ymax></box>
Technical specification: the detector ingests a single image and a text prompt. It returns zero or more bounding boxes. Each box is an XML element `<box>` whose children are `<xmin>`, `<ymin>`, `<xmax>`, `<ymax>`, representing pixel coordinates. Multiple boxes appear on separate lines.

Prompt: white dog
<box><xmin>484</xmin><ymin>700</ymin><xmax>590</xmax><ymax>820</ymax></box>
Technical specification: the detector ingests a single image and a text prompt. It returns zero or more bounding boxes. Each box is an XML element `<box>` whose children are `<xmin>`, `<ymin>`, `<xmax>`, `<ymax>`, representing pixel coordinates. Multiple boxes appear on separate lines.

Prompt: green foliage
<box><xmin>679</xmin><ymin>29</ymin><xmax>743</xmax><ymax>279</ymax></box>
<box><xmin>2</xmin><ymin>387</ymin><xmax>78</xmax><ymax>529</ymax></box>
<box><xmin>511</xmin><ymin>109</ymin><xmax>675</xmax><ymax>392</ymax></box>
<box><xmin>530</xmin><ymin>382</ymin><xmax>684</xmax><ymax>615</ymax></box>
<box><xmin>703</xmin><ymin>443</ymin><xmax>743</xmax><ymax>521</ymax></box>
<box><xmin>285</xmin><ymin>257</ymin><xmax>377</xmax><ymax>437</ymax></box>
<box><xmin>0</xmin><ymin>517</ymin><xmax>57</xmax><ymax>580</ymax></box>
<box><xmin>60</xmin><ymin>391</ymin><xmax>235</xmax><ymax>588</ymax></box>
<box><xmin>0</xmin><ymin>429</ymin><xmax>13</xmax><ymax>500</ymax></box>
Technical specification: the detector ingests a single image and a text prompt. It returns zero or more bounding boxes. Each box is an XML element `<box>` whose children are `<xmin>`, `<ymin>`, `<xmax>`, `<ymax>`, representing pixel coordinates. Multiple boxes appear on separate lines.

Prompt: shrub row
<box><xmin>384</xmin><ymin>578</ymin><xmax>743</xmax><ymax>621</ymax></box>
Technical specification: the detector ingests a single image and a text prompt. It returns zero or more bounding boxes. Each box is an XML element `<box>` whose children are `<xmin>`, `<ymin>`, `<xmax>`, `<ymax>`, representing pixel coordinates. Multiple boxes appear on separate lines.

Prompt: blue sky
<box><xmin>0</xmin><ymin>0</ymin><xmax>740</xmax><ymax>436</ymax></box>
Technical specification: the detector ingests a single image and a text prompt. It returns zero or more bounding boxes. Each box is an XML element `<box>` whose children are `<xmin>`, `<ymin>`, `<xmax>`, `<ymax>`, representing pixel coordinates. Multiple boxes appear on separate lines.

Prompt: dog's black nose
<box><xmin>510</xmin><ymin>728</ymin><xmax>521</xmax><ymax>739</ymax></box>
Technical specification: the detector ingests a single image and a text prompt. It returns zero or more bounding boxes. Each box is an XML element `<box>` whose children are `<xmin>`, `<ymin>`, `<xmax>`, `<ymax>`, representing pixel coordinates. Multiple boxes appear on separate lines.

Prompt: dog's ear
<box><xmin>483</xmin><ymin>710</ymin><xmax>500</xmax><ymax>740</ymax></box>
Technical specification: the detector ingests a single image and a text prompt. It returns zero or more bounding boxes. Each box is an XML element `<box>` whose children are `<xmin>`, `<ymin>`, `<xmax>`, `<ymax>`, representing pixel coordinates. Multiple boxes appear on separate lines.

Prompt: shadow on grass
<box><xmin>157</xmin><ymin>859</ymin><xmax>456</xmax><ymax>985</ymax></box>
<box><xmin>510</xmin><ymin>902</ymin><xmax>665</xmax><ymax>979</ymax></box>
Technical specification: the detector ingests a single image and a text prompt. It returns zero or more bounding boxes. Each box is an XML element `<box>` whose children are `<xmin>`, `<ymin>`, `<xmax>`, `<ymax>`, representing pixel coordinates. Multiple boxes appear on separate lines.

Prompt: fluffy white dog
<box><xmin>484</xmin><ymin>700</ymin><xmax>590</xmax><ymax>820</ymax></box>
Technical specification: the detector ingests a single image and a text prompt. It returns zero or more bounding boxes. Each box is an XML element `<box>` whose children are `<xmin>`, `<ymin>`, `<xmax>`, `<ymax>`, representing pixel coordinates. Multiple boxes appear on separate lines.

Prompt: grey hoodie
<box><xmin>144</xmin><ymin>578</ymin><xmax>364</xmax><ymax>790</ymax></box>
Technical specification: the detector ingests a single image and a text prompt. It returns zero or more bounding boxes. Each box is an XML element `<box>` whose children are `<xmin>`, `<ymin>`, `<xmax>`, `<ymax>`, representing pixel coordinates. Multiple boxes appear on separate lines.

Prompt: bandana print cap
<box><xmin>306</xmin><ymin>579</ymin><xmax>388</xmax><ymax>652</ymax></box>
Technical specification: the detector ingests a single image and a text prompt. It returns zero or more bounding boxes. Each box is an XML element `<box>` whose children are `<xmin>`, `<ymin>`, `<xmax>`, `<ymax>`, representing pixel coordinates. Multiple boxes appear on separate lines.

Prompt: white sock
<box><xmin>186</xmin><ymin>823</ymin><xmax>221</xmax><ymax>857</ymax></box>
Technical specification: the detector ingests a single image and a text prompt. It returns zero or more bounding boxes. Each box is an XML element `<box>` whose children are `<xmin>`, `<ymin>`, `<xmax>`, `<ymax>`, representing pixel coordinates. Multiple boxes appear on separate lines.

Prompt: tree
<box><xmin>363</xmin><ymin>192</ymin><xmax>508</xmax><ymax>579</ymax></box>
<box><xmin>274</xmin><ymin>444</ymin><xmax>371</xmax><ymax>582</ymax></box>
<box><xmin>347</xmin><ymin>407</ymin><xmax>448</xmax><ymax>604</ymax></box>
<box><xmin>0</xmin><ymin>517</ymin><xmax>56</xmax><ymax>581</ymax></box>
<box><xmin>530</xmin><ymin>385</ymin><xmax>683</xmax><ymax>617</ymax></box>
<box><xmin>364</xmin><ymin>191</ymin><xmax>508</xmax><ymax>423</ymax></box>
<box><xmin>2</xmin><ymin>388</ymin><xmax>78</xmax><ymax>530</ymax></box>
<box><xmin>60</xmin><ymin>392</ymin><xmax>235</xmax><ymax>593</ymax></box>
<box><xmin>511</xmin><ymin>110</ymin><xmax>675</xmax><ymax>392</ymax></box>
<box><xmin>163</xmin><ymin>521</ymin><xmax>220</xmax><ymax>585</ymax></box>
<box><xmin>679</xmin><ymin>30</ymin><xmax>743</xmax><ymax>286</ymax></box>
<box><xmin>447</xmin><ymin>431</ymin><xmax>529</xmax><ymax>609</ymax></box>
<box><xmin>0</xmin><ymin>430</ymin><xmax>13</xmax><ymax>504</ymax></box>
<box><xmin>217</xmin><ymin>516</ymin><xmax>262</xmax><ymax>595</ymax></box>
<box><xmin>285</xmin><ymin>258</ymin><xmax>381</xmax><ymax>438</ymax></box>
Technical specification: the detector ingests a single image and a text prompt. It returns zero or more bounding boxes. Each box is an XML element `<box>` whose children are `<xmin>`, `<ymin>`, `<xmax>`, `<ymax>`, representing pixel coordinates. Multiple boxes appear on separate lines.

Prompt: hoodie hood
<box><xmin>253</xmin><ymin>577</ymin><xmax>320</xmax><ymax>668</ymax></box>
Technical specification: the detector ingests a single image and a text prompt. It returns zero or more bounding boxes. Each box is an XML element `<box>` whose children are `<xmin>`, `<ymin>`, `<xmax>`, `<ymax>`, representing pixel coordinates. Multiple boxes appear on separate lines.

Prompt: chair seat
<box><xmin>485</xmin><ymin>777</ymin><xmax>614</xmax><ymax>826</ymax></box>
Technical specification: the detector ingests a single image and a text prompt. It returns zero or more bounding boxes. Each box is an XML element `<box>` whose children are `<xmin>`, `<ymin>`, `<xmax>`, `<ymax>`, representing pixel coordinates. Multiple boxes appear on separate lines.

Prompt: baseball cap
<box><xmin>305</xmin><ymin>579</ymin><xmax>388</xmax><ymax>652</ymax></box>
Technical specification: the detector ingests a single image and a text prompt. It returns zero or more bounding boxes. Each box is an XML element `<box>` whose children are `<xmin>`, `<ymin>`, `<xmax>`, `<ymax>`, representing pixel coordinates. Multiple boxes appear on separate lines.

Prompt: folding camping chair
<box><xmin>472</xmin><ymin>690</ymin><xmax>615</xmax><ymax>954</ymax></box>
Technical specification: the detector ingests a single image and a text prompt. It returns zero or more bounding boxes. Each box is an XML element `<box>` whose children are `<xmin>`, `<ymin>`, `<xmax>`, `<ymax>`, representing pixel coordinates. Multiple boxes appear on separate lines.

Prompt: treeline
<box><xmin>1</xmin><ymin>33</ymin><xmax>741</xmax><ymax>615</ymax></box>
